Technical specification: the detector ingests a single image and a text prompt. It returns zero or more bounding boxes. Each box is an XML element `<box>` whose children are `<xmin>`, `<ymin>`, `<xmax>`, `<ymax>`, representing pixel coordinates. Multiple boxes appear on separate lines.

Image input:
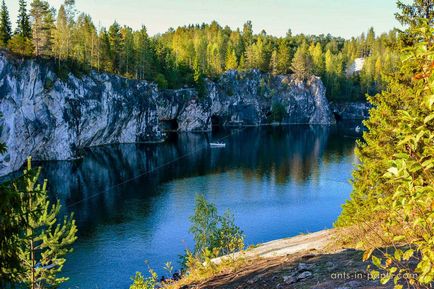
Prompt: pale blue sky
<box><xmin>5</xmin><ymin>0</ymin><xmax>404</xmax><ymax>38</ymax></box>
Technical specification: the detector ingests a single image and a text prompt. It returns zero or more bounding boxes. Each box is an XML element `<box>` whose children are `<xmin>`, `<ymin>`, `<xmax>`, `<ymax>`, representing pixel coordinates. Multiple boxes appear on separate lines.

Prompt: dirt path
<box><xmin>175</xmin><ymin>230</ymin><xmax>392</xmax><ymax>289</ymax></box>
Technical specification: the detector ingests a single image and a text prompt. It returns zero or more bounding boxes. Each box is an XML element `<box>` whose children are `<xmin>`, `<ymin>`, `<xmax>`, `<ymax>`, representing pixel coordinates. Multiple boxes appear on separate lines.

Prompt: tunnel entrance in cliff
<box><xmin>160</xmin><ymin>119</ymin><xmax>179</xmax><ymax>132</ymax></box>
<box><xmin>333</xmin><ymin>112</ymin><xmax>342</xmax><ymax>122</ymax></box>
<box><xmin>211</xmin><ymin>115</ymin><xmax>224</xmax><ymax>130</ymax></box>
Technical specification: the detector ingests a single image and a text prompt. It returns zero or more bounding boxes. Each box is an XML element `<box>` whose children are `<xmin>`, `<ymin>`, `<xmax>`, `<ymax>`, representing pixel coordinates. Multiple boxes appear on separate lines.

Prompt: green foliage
<box><xmin>271</xmin><ymin>102</ymin><xmax>286</xmax><ymax>123</ymax></box>
<box><xmin>129</xmin><ymin>270</ymin><xmax>158</xmax><ymax>289</ymax></box>
<box><xmin>30</xmin><ymin>0</ymin><xmax>54</xmax><ymax>56</ymax></box>
<box><xmin>291</xmin><ymin>42</ymin><xmax>313</xmax><ymax>80</ymax></box>
<box><xmin>189</xmin><ymin>195</ymin><xmax>244</xmax><ymax>261</ymax></box>
<box><xmin>396</xmin><ymin>0</ymin><xmax>434</xmax><ymax>27</ymax></box>
<box><xmin>16</xmin><ymin>0</ymin><xmax>31</xmax><ymax>38</ymax></box>
<box><xmin>0</xmin><ymin>158</ymin><xmax>78</xmax><ymax>288</ymax></box>
<box><xmin>0</xmin><ymin>0</ymin><xmax>403</xmax><ymax>99</ymax></box>
<box><xmin>154</xmin><ymin>73</ymin><xmax>168</xmax><ymax>89</ymax></box>
<box><xmin>336</xmin><ymin>3</ymin><xmax>434</xmax><ymax>286</ymax></box>
<box><xmin>8</xmin><ymin>34</ymin><xmax>33</xmax><ymax>56</ymax></box>
<box><xmin>0</xmin><ymin>172</ymin><xmax>24</xmax><ymax>287</ymax></box>
<box><xmin>0</xmin><ymin>0</ymin><xmax>12</xmax><ymax>47</ymax></box>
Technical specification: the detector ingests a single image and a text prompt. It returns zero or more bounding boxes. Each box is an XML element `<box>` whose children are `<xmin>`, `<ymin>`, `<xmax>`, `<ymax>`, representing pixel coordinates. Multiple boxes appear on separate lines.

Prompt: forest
<box><xmin>0</xmin><ymin>0</ymin><xmax>400</xmax><ymax>101</ymax></box>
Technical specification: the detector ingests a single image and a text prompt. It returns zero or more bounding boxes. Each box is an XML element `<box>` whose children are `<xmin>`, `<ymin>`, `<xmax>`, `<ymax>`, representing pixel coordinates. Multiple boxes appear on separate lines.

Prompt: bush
<box><xmin>188</xmin><ymin>195</ymin><xmax>244</xmax><ymax>262</ymax></box>
<box><xmin>154</xmin><ymin>73</ymin><xmax>168</xmax><ymax>89</ymax></box>
<box><xmin>129</xmin><ymin>270</ymin><xmax>157</xmax><ymax>289</ymax></box>
<box><xmin>7</xmin><ymin>35</ymin><xmax>33</xmax><ymax>56</ymax></box>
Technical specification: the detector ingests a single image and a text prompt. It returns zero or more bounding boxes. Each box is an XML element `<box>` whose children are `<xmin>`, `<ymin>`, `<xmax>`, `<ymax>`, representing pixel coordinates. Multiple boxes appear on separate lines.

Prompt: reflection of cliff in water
<box><xmin>41</xmin><ymin>124</ymin><xmax>358</xmax><ymax>233</ymax></box>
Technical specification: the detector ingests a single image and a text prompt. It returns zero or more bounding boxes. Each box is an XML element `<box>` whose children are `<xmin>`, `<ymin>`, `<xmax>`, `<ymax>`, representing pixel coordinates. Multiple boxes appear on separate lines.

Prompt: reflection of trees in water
<box><xmin>41</xmin><ymin>125</ymin><xmax>356</xmax><ymax>233</ymax></box>
<box><xmin>232</xmin><ymin>126</ymin><xmax>331</xmax><ymax>184</ymax></box>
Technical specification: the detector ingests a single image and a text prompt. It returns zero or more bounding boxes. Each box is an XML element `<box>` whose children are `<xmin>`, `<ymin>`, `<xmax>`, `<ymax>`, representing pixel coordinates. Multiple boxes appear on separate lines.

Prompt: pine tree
<box><xmin>16</xmin><ymin>0</ymin><xmax>31</xmax><ymax>38</ymax></box>
<box><xmin>396</xmin><ymin>0</ymin><xmax>434</xmax><ymax>26</ymax></box>
<box><xmin>225</xmin><ymin>48</ymin><xmax>238</xmax><ymax>71</ymax></box>
<box><xmin>242</xmin><ymin>20</ymin><xmax>253</xmax><ymax>46</ymax></box>
<box><xmin>324</xmin><ymin>49</ymin><xmax>333</xmax><ymax>75</ymax></box>
<box><xmin>121</xmin><ymin>25</ymin><xmax>134</xmax><ymax>76</ymax></box>
<box><xmin>14</xmin><ymin>159</ymin><xmax>77</xmax><ymax>289</ymax></box>
<box><xmin>133</xmin><ymin>26</ymin><xmax>152</xmax><ymax>79</ymax></box>
<box><xmin>0</xmin><ymin>0</ymin><xmax>12</xmax><ymax>47</ymax></box>
<box><xmin>276</xmin><ymin>40</ymin><xmax>290</xmax><ymax>74</ymax></box>
<box><xmin>108</xmin><ymin>21</ymin><xmax>122</xmax><ymax>73</ymax></box>
<box><xmin>269</xmin><ymin>49</ymin><xmax>278</xmax><ymax>75</ymax></box>
<box><xmin>290</xmin><ymin>43</ymin><xmax>312</xmax><ymax>80</ymax></box>
<box><xmin>98</xmin><ymin>28</ymin><xmax>113</xmax><ymax>72</ymax></box>
<box><xmin>30</xmin><ymin>0</ymin><xmax>53</xmax><ymax>56</ymax></box>
<box><xmin>310</xmin><ymin>42</ymin><xmax>324</xmax><ymax>75</ymax></box>
<box><xmin>193</xmin><ymin>55</ymin><xmax>205</xmax><ymax>97</ymax></box>
<box><xmin>52</xmin><ymin>5</ymin><xmax>70</xmax><ymax>60</ymax></box>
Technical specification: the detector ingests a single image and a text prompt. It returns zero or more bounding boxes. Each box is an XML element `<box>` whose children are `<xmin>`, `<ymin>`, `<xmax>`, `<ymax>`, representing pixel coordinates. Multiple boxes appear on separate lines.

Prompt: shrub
<box><xmin>129</xmin><ymin>270</ymin><xmax>157</xmax><ymax>289</ymax></box>
<box><xmin>154</xmin><ymin>73</ymin><xmax>168</xmax><ymax>89</ymax></box>
<box><xmin>188</xmin><ymin>195</ymin><xmax>244</xmax><ymax>262</ymax></box>
<box><xmin>336</xmin><ymin>20</ymin><xmax>434</xmax><ymax>288</ymax></box>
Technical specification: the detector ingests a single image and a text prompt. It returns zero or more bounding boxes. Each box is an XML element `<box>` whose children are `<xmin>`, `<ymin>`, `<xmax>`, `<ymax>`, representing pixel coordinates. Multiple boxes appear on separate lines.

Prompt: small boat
<box><xmin>355</xmin><ymin>126</ymin><xmax>361</xmax><ymax>133</ymax></box>
<box><xmin>210</xmin><ymin>142</ymin><xmax>226</xmax><ymax>148</ymax></box>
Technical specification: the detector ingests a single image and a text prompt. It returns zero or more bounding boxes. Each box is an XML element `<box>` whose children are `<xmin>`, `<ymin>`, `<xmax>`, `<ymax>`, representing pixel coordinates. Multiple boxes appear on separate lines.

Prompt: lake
<box><xmin>38</xmin><ymin>124</ymin><xmax>359</xmax><ymax>289</ymax></box>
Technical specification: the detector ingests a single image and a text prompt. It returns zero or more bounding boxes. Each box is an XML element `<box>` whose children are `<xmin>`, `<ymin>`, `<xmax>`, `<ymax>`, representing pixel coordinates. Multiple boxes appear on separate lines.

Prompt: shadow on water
<box><xmin>34</xmin><ymin>123</ymin><xmax>359</xmax><ymax>289</ymax></box>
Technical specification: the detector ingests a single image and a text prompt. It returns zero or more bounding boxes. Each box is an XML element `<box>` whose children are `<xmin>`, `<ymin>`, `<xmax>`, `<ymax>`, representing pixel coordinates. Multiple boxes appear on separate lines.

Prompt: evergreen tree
<box><xmin>242</xmin><ymin>20</ymin><xmax>253</xmax><ymax>46</ymax></box>
<box><xmin>396</xmin><ymin>0</ymin><xmax>434</xmax><ymax>26</ymax></box>
<box><xmin>290</xmin><ymin>43</ymin><xmax>312</xmax><ymax>80</ymax></box>
<box><xmin>310</xmin><ymin>42</ymin><xmax>324</xmax><ymax>75</ymax></box>
<box><xmin>121</xmin><ymin>26</ymin><xmax>134</xmax><ymax>76</ymax></box>
<box><xmin>14</xmin><ymin>159</ymin><xmax>77</xmax><ymax>289</ymax></box>
<box><xmin>133</xmin><ymin>25</ymin><xmax>153</xmax><ymax>79</ymax></box>
<box><xmin>1</xmin><ymin>158</ymin><xmax>77</xmax><ymax>288</ymax></box>
<box><xmin>52</xmin><ymin>5</ymin><xmax>69</xmax><ymax>60</ymax></box>
<box><xmin>0</xmin><ymin>0</ymin><xmax>12</xmax><ymax>47</ymax></box>
<box><xmin>276</xmin><ymin>40</ymin><xmax>290</xmax><ymax>74</ymax></box>
<box><xmin>16</xmin><ymin>0</ymin><xmax>31</xmax><ymax>38</ymax></box>
<box><xmin>30</xmin><ymin>0</ymin><xmax>53</xmax><ymax>56</ymax></box>
<box><xmin>108</xmin><ymin>21</ymin><xmax>122</xmax><ymax>73</ymax></box>
<box><xmin>269</xmin><ymin>49</ymin><xmax>278</xmax><ymax>75</ymax></box>
<box><xmin>225</xmin><ymin>47</ymin><xmax>238</xmax><ymax>71</ymax></box>
<box><xmin>98</xmin><ymin>28</ymin><xmax>112</xmax><ymax>72</ymax></box>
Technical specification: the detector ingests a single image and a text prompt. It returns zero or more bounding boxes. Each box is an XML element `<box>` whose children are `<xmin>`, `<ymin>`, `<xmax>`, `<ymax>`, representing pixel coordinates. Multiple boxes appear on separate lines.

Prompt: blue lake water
<box><xmin>38</xmin><ymin>124</ymin><xmax>359</xmax><ymax>289</ymax></box>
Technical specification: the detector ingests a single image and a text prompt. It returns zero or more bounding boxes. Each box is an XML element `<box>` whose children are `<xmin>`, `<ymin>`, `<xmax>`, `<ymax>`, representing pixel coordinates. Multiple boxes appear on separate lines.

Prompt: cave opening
<box><xmin>160</xmin><ymin>119</ymin><xmax>179</xmax><ymax>131</ymax></box>
<box><xmin>333</xmin><ymin>112</ymin><xmax>342</xmax><ymax>122</ymax></box>
<box><xmin>211</xmin><ymin>115</ymin><xmax>225</xmax><ymax>132</ymax></box>
<box><xmin>211</xmin><ymin>115</ymin><xmax>223</xmax><ymax>128</ymax></box>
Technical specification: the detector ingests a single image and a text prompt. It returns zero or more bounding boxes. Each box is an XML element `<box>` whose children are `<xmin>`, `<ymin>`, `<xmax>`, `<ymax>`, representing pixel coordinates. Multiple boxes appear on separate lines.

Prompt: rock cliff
<box><xmin>0</xmin><ymin>52</ymin><xmax>335</xmax><ymax>176</ymax></box>
<box><xmin>330</xmin><ymin>102</ymin><xmax>371</xmax><ymax>120</ymax></box>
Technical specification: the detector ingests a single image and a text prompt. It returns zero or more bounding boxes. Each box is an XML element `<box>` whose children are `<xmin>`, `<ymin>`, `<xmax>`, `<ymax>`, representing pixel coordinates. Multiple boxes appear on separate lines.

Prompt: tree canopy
<box><xmin>0</xmin><ymin>0</ymin><xmax>402</xmax><ymax>101</ymax></box>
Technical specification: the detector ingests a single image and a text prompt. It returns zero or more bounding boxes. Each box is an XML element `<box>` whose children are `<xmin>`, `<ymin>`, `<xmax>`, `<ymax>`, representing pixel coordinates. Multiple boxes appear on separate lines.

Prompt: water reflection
<box><xmin>37</xmin><ymin>124</ymin><xmax>358</xmax><ymax>289</ymax></box>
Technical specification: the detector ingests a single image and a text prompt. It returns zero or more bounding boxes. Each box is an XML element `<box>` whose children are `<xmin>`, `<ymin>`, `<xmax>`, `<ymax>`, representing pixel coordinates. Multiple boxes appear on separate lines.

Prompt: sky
<box><xmin>5</xmin><ymin>0</ymin><xmax>404</xmax><ymax>39</ymax></box>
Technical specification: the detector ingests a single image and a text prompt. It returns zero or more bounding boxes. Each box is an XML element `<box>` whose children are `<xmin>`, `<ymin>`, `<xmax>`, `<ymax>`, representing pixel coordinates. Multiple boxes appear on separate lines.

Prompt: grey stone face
<box><xmin>0</xmin><ymin>54</ymin><xmax>335</xmax><ymax>176</ymax></box>
<box><xmin>330</xmin><ymin>102</ymin><xmax>371</xmax><ymax>120</ymax></box>
<box><xmin>158</xmin><ymin>70</ymin><xmax>335</xmax><ymax>131</ymax></box>
<box><xmin>0</xmin><ymin>53</ymin><xmax>162</xmax><ymax>176</ymax></box>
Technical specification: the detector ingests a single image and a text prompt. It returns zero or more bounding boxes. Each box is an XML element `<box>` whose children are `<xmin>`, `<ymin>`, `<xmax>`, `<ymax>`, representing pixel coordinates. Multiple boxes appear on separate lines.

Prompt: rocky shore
<box><xmin>169</xmin><ymin>230</ymin><xmax>392</xmax><ymax>289</ymax></box>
